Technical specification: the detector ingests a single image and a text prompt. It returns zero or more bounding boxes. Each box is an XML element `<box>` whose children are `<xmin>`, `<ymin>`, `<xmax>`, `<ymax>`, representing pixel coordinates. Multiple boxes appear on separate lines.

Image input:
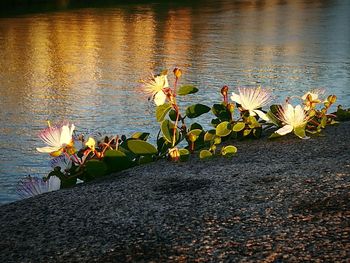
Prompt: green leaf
<box><xmin>139</xmin><ymin>155</ymin><xmax>154</xmax><ymax>164</ymax></box>
<box><xmin>190</xmin><ymin>122</ymin><xmax>203</xmax><ymax>130</ymax></box>
<box><xmin>320</xmin><ymin>116</ymin><xmax>327</xmax><ymax>128</ymax></box>
<box><xmin>187</xmin><ymin>129</ymin><xmax>204</xmax><ymax>143</ymax></box>
<box><xmin>211</xmin><ymin>118</ymin><xmax>221</xmax><ymax>127</ymax></box>
<box><xmin>131</xmin><ymin>132</ymin><xmax>150</xmax><ymax>141</ymax></box>
<box><xmin>266</xmin><ymin>110</ymin><xmax>281</xmax><ymax>126</ymax></box>
<box><xmin>60</xmin><ymin>177</ymin><xmax>77</xmax><ymax>188</ymax></box>
<box><xmin>247</xmin><ymin>116</ymin><xmax>261</xmax><ymax>129</ymax></box>
<box><xmin>104</xmin><ymin>150</ymin><xmax>134</xmax><ymax>172</ymax></box>
<box><xmin>243</xmin><ymin>129</ymin><xmax>251</xmax><ymax>137</ymax></box>
<box><xmin>188</xmin><ymin>129</ymin><xmax>203</xmax><ymax>137</ymax></box>
<box><xmin>221</xmin><ymin>145</ymin><xmax>237</xmax><ymax>157</ymax></box>
<box><xmin>232</xmin><ymin>122</ymin><xmax>245</xmax><ymax>132</ymax></box>
<box><xmin>186</xmin><ymin>104</ymin><xmax>211</xmax><ymax>118</ymax></box>
<box><xmin>269</xmin><ymin>132</ymin><xmax>282</xmax><ymax>139</ymax></box>
<box><xmin>294</xmin><ymin>125</ymin><xmax>308</xmax><ymax>139</ymax></box>
<box><xmin>335</xmin><ymin>106</ymin><xmax>350</xmax><ymax>121</ymax></box>
<box><xmin>126</xmin><ymin>140</ymin><xmax>157</xmax><ymax>155</ymax></box>
<box><xmin>212</xmin><ymin>104</ymin><xmax>231</xmax><ymax>121</ymax></box>
<box><xmin>169</xmin><ymin>109</ymin><xmax>177</xmax><ymax>121</ymax></box>
<box><xmin>156</xmin><ymin>103</ymin><xmax>172</xmax><ymax>122</ymax></box>
<box><xmin>157</xmin><ymin>137</ymin><xmax>171</xmax><ymax>154</ymax></box>
<box><xmin>216</xmin><ymin>121</ymin><xmax>231</xmax><ymax>137</ymax></box>
<box><xmin>253</xmin><ymin>127</ymin><xmax>262</xmax><ymax>138</ymax></box>
<box><xmin>85</xmin><ymin>160</ymin><xmax>108</xmax><ymax>179</ymax></box>
<box><xmin>161</xmin><ymin>119</ymin><xmax>178</xmax><ymax>143</ymax></box>
<box><xmin>214</xmin><ymin>136</ymin><xmax>221</xmax><ymax>145</ymax></box>
<box><xmin>177</xmin><ymin>85</ymin><xmax>198</xmax><ymax>96</ymax></box>
<box><xmin>204</xmin><ymin>130</ymin><xmax>216</xmax><ymax>141</ymax></box>
<box><xmin>200</xmin><ymin>150</ymin><xmax>213</xmax><ymax>159</ymax></box>
<box><xmin>179</xmin><ymin>148</ymin><xmax>190</xmax><ymax>162</ymax></box>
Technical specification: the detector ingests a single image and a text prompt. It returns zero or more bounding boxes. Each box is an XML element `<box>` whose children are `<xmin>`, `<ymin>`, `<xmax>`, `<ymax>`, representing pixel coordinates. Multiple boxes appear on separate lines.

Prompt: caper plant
<box><xmin>17</xmin><ymin>67</ymin><xmax>345</xmax><ymax>199</ymax></box>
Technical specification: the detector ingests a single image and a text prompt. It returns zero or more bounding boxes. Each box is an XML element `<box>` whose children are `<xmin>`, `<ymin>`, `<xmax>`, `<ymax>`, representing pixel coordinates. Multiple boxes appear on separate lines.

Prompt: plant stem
<box><xmin>172</xmin><ymin>104</ymin><xmax>180</xmax><ymax>147</ymax></box>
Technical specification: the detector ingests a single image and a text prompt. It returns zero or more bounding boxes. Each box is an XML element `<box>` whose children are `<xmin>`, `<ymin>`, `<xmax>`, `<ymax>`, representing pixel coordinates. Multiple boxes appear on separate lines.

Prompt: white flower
<box><xmin>275</xmin><ymin>103</ymin><xmax>308</xmax><ymax>138</ymax></box>
<box><xmin>143</xmin><ymin>73</ymin><xmax>169</xmax><ymax>106</ymax></box>
<box><xmin>17</xmin><ymin>175</ymin><xmax>61</xmax><ymax>199</ymax></box>
<box><xmin>36</xmin><ymin>122</ymin><xmax>75</xmax><ymax>156</ymax></box>
<box><xmin>231</xmin><ymin>87</ymin><xmax>271</xmax><ymax>121</ymax></box>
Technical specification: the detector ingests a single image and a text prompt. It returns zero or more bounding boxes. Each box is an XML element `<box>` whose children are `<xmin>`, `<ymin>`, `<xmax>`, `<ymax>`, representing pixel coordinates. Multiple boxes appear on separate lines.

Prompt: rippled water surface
<box><xmin>0</xmin><ymin>0</ymin><xmax>349</xmax><ymax>204</ymax></box>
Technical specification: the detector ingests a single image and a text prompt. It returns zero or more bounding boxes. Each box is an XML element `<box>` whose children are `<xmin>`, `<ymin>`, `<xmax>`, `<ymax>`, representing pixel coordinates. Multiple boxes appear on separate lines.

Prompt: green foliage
<box><xmin>156</xmin><ymin>103</ymin><xmax>172</xmax><ymax>122</ymax></box>
<box><xmin>216</xmin><ymin>121</ymin><xmax>231</xmax><ymax>137</ymax></box>
<box><xmin>212</xmin><ymin>104</ymin><xmax>231</xmax><ymax>121</ymax></box>
<box><xmin>294</xmin><ymin>125</ymin><xmax>307</xmax><ymax>139</ymax></box>
<box><xmin>161</xmin><ymin>119</ymin><xmax>179</xmax><ymax>143</ymax></box>
<box><xmin>186</xmin><ymin>104</ymin><xmax>211</xmax><ymax>118</ymax></box>
<box><xmin>204</xmin><ymin>130</ymin><xmax>216</xmax><ymax>141</ymax></box>
<box><xmin>179</xmin><ymin>149</ymin><xmax>190</xmax><ymax>162</ymax></box>
<box><xmin>221</xmin><ymin>145</ymin><xmax>237</xmax><ymax>157</ymax></box>
<box><xmin>232</xmin><ymin>122</ymin><xmax>245</xmax><ymax>132</ymax></box>
<box><xmin>126</xmin><ymin>140</ymin><xmax>157</xmax><ymax>155</ymax></box>
<box><xmin>335</xmin><ymin>106</ymin><xmax>350</xmax><ymax>121</ymax></box>
<box><xmin>157</xmin><ymin>137</ymin><xmax>171</xmax><ymax>155</ymax></box>
<box><xmin>103</xmin><ymin>149</ymin><xmax>134</xmax><ymax>172</ymax></box>
<box><xmin>169</xmin><ymin>109</ymin><xmax>177</xmax><ymax>121</ymax></box>
<box><xmin>85</xmin><ymin>160</ymin><xmax>108</xmax><ymax>179</ymax></box>
<box><xmin>131</xmin><ymin>132</ymin><xmax>150</xmax><ymax>141</ymax></box>
<box><xmin>190</xmin><ymin>122</ymin><xmax>203</xmax><ymax>130</ymax></box>
<box><xmin>139</xmin><ymin>155</ymin><xmax>154</xmax><ymax>164</ymax></box>
<box><xmin>199</xmin><ymin>150</ymin><xmax>213</xmax><ymax>159</ymax></box>
<box><xmin>177</xmin><ymin>85</ymin><xmax>198</xmax><ymax>96</ymax></box>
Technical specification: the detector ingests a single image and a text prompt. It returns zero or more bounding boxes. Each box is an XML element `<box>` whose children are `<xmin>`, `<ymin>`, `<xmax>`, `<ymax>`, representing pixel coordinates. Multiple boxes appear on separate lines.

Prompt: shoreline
<box><xmin>0</xmin><ymin>122</ymin><xmax>349</xmax><ymax>262</ymax></box>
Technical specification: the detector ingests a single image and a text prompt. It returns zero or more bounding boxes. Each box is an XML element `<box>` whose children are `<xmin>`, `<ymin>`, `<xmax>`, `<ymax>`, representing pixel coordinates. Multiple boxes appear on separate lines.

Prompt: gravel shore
<box><xmin>1</xmin><ymin>122</ymin><xmax>349</xmax><ymax>262</ymax></box>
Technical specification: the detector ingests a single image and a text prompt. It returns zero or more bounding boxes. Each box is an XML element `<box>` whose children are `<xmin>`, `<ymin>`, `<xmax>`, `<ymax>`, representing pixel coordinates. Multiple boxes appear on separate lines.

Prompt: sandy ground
<box><xmin>0</xmin><ymin>122</ymin><xmax>349</xmax><ymax>262</ymax></box>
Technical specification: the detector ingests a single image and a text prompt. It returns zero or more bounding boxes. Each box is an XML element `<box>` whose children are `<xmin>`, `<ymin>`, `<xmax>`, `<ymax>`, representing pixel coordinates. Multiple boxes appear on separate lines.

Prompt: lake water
<box><xmin>0</xmin><ymin>0</ymin><xmax>349</xmax><ymax>204</ymax></box>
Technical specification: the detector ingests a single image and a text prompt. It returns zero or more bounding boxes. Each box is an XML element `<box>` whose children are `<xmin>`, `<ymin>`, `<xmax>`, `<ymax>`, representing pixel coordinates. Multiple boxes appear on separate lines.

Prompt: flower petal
<box><xmin>249</xmin><ymin>110</ymin><xmax>256</xmax><ymax>116</ymax></box>
<box><xmin>275</xmin><ymin>125</ymin><xmax>293</xmax><ymax>135</ymax></box>
<box><xmin>36</xmin><ymin>146</ymin><xmax>61</xmax><ymax>153</ymax></box>
<box><xmin>48</xmin><ymin>176</ymin><xmax>61</xmax><ymax>192</ymax></box>
<box><xmin>254</xmin><ymin>110</ymin><xmax>270</xmax><ymax>121</ymax></box>
<box><xmin>59</xmin><ymin>125</ymin><xmax>72</xmax><ymax>145</ymax></box>
<box><xmin>230</xmin><ymin>92</ymin><xmax>242</xmax><ymax>105</ymax></box>
<box><xmin>154</xmin><ymin>91</ymin><xmax>167</xmax><ymax>106</ymax></box>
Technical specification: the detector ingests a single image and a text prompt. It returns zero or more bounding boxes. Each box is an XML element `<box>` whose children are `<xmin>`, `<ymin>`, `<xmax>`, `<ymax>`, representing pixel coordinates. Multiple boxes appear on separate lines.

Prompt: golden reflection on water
<box><xmin>0</xmin><ymin>0</ymin><xmax>349</xmax><ymax>203</ymax></box>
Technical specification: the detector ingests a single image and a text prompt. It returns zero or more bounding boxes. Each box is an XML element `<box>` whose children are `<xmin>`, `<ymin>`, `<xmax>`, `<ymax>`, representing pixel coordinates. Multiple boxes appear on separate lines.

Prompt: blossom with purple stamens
<box><xmin>17</xmin><ymin>175</ymin><xmax>61</xmax><ymax>199</ymax></box>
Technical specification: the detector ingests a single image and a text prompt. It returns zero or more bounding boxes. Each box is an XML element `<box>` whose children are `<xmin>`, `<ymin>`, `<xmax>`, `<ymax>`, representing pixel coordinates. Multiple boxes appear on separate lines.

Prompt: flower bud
<box><xmin>327</xmin><ymin>95</ymin><xmax>337</xmax><ymax>104</ymax></box>
<box><xmin>227</xmin><ymin>103</ymin><xmax>235</xmax><ymax>113</ymax></box>
<box><xmin>221</xmin><ymin>85</ymin><xmax>229</xmax><ymax>97</ymax></box>
<box><xmin>173</xmin><ymin>67</ymin><xmax>182</xmax><ymax>78</ymax></box>
<box><xmin>188</xmin><ymin>133</ymin><xmax>198</xmax><ymax>143</ymax></box>
<box><xmin>308</xmin><ymin>109</ymin><xmax>316</xmax><ymax>118</ymax></box>
<box><xmin>85</xmin><ymin>137</ymin><xmax>96</xmax><ymax>151</ymax></box>
<box><xmin>210</xmin><ymin>145</ymin><xmax>216</xmax><ymax>152</ymax></box>
<box><xmin>168</xmin><ymin>147</ymin><xmax>180</xmax><ymax>162</ymax></box>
